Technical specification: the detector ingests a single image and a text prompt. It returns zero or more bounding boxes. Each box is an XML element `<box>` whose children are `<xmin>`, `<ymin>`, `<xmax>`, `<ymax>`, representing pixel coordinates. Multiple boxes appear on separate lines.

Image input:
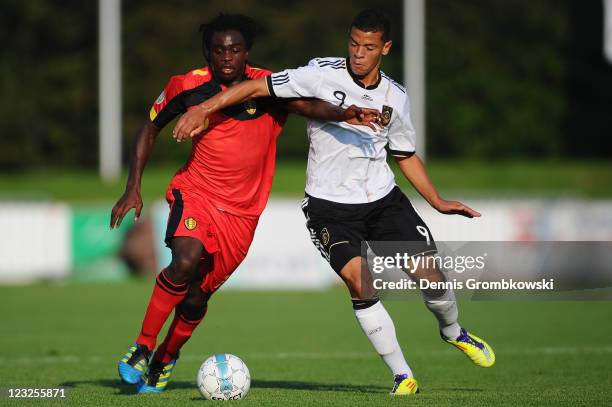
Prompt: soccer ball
<box><xmin>197</xmin><ymin>353</ymin><xmax>251</xmax><ymax>400</ymax></box>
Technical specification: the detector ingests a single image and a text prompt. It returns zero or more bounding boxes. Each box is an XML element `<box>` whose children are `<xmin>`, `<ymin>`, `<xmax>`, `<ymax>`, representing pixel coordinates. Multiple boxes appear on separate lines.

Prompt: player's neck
<box><xmin>347</xmin><ymin>59</ymin><xmax>381</xmax><ymax>89</ymax></box>
<box><xmin>359</xmin><ymin>68</ymin><xmax>381</xmax><ymax>88</ymax></box>
<box><xmin>213</xmin><ymin>66</ymin><xmax>248</xmax><ymax>88</ymax></box>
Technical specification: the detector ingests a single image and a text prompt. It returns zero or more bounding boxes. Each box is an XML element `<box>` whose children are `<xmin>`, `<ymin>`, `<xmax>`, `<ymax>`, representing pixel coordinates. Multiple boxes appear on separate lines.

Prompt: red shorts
<box><xmin>165</xmin><ymin>186</ymin><xmax>259</xmax><ymax>294</ymax></box>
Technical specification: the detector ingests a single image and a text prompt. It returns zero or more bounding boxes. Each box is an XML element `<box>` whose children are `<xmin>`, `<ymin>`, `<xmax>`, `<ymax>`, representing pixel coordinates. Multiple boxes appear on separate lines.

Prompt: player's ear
<box><xmin>382</xmin><ymin>40</ymin><xmax>392</xmax><ymax>56</ymax></box>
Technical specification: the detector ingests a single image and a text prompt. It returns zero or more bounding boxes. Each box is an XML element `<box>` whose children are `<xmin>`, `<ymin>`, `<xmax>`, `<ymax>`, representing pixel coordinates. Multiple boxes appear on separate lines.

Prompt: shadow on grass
<box><xmin>62</xmin><ymin>378</ymin><xmax>483</xmax><ymax>397</ymax></box>
<box><xmin>61</xmin><ymin>379</ymin><xmax>141</xmax><ymax>396</ymax></box>
<box><xmin>252</xmin><ymin>379</ymin><xmax>387</xmax><ymax>393</ymax></box>
<box><xmin>61</xmin><ymin>378</ymin><xmax>386</xmax><ymax>395</ymax></box>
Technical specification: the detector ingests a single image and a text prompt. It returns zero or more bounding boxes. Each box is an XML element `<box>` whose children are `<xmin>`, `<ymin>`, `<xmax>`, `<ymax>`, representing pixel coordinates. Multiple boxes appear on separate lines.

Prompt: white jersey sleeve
<box><xmin>387</xmin><ymin>95</ymin><xmax>417</xmax><ymax>157</ymax></box>
<box><xmin>265</xmin><ymin>59</ymin><xmax>324</xmax><ymax>99</ymax></box>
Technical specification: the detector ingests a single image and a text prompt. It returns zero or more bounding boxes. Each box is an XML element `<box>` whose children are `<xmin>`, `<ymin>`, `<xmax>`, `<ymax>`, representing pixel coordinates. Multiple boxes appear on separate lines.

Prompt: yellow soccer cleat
<box><xmin>443</xmin><ymin>328</ymin><xmax>495</xmax><ymax>367</ymax></box>
<box><xmin>390</xmin><ymin>374</ymin><xmax>419</xmax><ymax>395</ymax></box>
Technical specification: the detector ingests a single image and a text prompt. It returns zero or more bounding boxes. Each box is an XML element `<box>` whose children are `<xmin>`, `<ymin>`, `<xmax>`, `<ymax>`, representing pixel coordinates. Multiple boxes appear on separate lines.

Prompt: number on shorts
<box><xmin>416</xmin><ymin>225</ymin><xmax>431</xmax><ymax>246</ymax></box>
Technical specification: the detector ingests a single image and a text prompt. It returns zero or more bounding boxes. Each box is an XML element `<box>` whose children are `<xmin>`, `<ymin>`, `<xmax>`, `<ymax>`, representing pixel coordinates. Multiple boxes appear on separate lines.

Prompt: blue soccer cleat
<box><xmin>442</xmin><ymin>327</ymin><xmax>495</xmax><ymax>367</ymax></box>
<box><xmin>137</xmin><ymin>354</ymin><xmax>179</xmax><ymax>393</ymax></box>
<box><xmin>118</xmin><ymin>343</ymin><xmax>151</xmax><ymax>384</ymax></box>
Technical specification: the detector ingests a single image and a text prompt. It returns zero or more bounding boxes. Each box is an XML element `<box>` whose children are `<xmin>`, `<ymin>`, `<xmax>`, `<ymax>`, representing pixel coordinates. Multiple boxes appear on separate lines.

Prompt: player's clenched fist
<box><xmin>173</xmin><ymin>106</ymin><xmax>210</xmax><ymax>143</ymax></box>
<box><xmin>343</xmin><ymin>105</ymin><xmax>382</xmax><ymax>131</ymax></box>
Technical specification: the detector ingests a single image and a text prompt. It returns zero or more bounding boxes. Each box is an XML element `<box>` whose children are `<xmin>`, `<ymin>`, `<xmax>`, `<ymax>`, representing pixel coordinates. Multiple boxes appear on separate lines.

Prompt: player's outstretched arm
<box><xmin>110</xmin><ymin>121</ymin><xmax>161</xmax><ymax>229</ymax></box>
<box><xmin>286</xmin><ymin>99</ymin><xmax>381</xmax><ymax>130</ymax></box>
<box><xmin>395</xmin><ymin>154</ymin><xmax>481</xmax><ymax>218</ymax></box>
<box><xmin>173</xmin><ymin>77</ymin><xmax>270</xmax><ymax>142</ymax></box>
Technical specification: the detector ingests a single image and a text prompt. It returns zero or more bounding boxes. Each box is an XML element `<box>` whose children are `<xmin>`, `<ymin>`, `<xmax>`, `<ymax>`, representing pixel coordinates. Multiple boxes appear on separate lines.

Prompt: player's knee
<box><xmin>179</xmin><ymin>298</ymin><xmax>208</xmax><ymax>321</ymax></box>
<box><xmin>168</xmin><ymin>254</ymin><xmax>200</xmax><ymax>283</ymax></box>
<box><xmin>339</xmin><ymin>259</ymin><xmax>363</xmax><ymax>298</ymax></box>
<box><xmin>179</xmin><ymin>290</ymin><xmax>211</xmax><ymax>321</ymax></box>
<box><xmin>344</xmin><ymin>275</ymin><xmax>362</xmax><ymax>297</ymax></box>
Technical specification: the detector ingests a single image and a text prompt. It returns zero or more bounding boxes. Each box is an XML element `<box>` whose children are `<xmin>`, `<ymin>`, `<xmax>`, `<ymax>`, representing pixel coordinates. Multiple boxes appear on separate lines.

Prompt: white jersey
<box><xmin>266</xmin><ymin>57</ymin><xmax>416</xmax><ymax>204</ymax></box>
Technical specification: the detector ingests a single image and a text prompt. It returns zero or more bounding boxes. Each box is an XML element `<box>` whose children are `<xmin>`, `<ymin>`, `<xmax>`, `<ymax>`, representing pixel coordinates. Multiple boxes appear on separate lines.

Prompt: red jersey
<box><xmin>149</xmin><ymin>65</ymin><xmax>288</xmax><ymax>218</ymax></box>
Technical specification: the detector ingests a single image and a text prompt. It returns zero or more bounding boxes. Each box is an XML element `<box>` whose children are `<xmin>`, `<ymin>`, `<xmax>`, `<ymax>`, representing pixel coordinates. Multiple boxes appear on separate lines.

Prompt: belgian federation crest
<box><xmin>381</xmin><ymin>105</ymin><xmax>393</xmax><ymax>126</ymax></box>
<box><xmin>184</xmin><ymin>217</ymin><xmax>197</xmax><ymax>230</ymax></box>
<box><xmin>244</xmin><ymin>100</ymin><xmax>257</xmax><ymax>115</ymax></box>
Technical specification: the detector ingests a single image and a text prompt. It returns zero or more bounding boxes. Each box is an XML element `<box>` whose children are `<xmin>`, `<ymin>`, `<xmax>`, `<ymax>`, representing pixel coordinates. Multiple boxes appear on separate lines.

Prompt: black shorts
<box><xmin>302</xmin><ymin>186</ymin><xmax>437</xmax><ymax>274</ymax></box>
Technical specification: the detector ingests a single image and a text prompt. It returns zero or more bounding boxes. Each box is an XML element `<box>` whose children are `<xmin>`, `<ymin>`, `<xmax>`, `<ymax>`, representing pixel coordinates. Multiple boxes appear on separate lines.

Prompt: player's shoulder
<box><xmin>381</xmin><ymin>71</ymin><xmax>407</xmax><ymax>96</ymax></box>
<box><xmin>168</xmin><ymin>67</ymin><xmax>214</xmax><ymax>92</ymax></box>
<box><xmin>245</xmin><ymin>63</ymin><xmax>273</xmax><ymax>79</ymax></box>
<box><xmin>381</xmin><ymin>71</ymin><xmax>408</xmax><ymax>108</ymax></box>
<box><xmin>176</xmin><ymin>66</ymin><xmax>213</xmax><ymax>90</ymax></box>
<box><xmin>308</xmin><ymin>56</ymin><xmax>347</xmax><ymax>70</ymax></box>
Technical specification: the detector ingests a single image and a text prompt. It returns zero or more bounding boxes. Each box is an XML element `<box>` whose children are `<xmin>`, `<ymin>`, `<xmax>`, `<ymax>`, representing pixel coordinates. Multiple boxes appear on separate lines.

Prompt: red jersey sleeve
<box><xmin>244</xmin><ymin>66</ymin><xmax>289</xmax><ymax>127</ymax></box>
<box><xmin>149</xmin><ymin>75</ymin><xmax>187</xmax><ymax>128</ymax></box>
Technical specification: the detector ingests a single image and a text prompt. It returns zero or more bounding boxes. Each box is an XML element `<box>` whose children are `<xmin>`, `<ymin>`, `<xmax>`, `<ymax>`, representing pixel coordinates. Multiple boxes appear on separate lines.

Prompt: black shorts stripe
<box><xmin>165</xmin><ymin>188</ymin><xmax>184</xmax><ymax>244</ymax></box>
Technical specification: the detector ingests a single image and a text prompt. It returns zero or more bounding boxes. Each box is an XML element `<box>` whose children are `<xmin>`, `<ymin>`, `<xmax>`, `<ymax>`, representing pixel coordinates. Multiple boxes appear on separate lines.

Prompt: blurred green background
<box><xmin>1</xmin><ymin>0</ymin><xmax>611</xmax><ymax>183</ymax></box>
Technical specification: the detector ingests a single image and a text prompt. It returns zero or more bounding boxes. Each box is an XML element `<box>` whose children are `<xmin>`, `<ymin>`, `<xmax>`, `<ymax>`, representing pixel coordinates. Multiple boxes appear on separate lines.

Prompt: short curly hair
<box><xmin>200</xmin><ymin>13</ymin><xmax>260</xmax><ymax>60</ymax></box>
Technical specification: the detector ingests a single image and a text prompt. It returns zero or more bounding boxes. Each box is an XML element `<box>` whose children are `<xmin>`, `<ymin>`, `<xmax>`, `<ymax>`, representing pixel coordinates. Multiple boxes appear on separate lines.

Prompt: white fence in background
<box><xmin>1</xmin><ymin>198</ymin><xmax>611</xmax><ymax>285</ymax></box>
<box><xmin>152</xmin><ymin>198</ymin><xmax>612</xmax><ymax>290</ymax></box>
<box><xmin>0</xmin><ymin>203</ymin><xmax>71</xmax><ymax>283</ymax></box>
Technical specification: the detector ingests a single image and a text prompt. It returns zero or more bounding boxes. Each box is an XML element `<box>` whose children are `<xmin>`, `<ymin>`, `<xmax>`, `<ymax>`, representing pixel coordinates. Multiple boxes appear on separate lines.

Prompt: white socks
<box><xmin>354</xmin><ymin>301</ymin><xmax>413</xmax><ymax>377</ymax></box>
<box><xmin>424</xmin><ymin>288</ymin><xmax>461</xmax><ymax>339</ymax></box>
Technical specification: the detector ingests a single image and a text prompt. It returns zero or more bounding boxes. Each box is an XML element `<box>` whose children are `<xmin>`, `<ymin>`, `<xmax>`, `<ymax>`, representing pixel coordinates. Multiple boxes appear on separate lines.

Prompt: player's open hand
<box><xmin>344</xmin><ymin>105</ymin><xmax>382</xmax><ymax>131</ymax></box>
<box><xmin>433</xmin><ymin>199</ymin><xmax>481</xmax><ymax>218</ymax></box>
<box><xmin>110</xmin><ymin>188</ymin><xmax>143</xmax><ymax>229</ymax></box>
<box><xmin>173</xmin><ymin>106</ymin><xmax>209</xmax><ymax>142</ymax></box>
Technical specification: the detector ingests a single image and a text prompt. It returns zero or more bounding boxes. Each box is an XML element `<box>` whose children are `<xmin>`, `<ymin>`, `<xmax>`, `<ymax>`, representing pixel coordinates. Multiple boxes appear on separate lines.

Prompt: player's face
<box><xmin>347</xmin><ymin>27</ymin><xmax>392</xmax><ymax>77</ymax></box>
<box><xmin>209</xmin><ymin>30</ymin><xmax>249</xmax><ymax>85</ymax></box>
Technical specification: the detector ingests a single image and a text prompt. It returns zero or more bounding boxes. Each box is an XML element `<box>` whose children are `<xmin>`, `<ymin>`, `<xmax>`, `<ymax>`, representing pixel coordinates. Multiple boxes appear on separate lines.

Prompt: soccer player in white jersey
<box><xmin>173</xmin><ymin>9</ymin><xmax>495</xmax><ymax>396</ymax></box>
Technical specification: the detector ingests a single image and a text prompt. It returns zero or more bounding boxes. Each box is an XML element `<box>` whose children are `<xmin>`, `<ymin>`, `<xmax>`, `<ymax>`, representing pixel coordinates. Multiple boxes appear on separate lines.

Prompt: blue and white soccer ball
<box><xmin>197</xmin><ymin>353</ymin><xmax>251</xmax><ymax>400</ymax></box>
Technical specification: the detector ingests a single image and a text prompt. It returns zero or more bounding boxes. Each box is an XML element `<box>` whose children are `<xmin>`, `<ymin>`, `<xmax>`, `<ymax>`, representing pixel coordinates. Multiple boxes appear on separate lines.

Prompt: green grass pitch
<box><xmin>1</xmin><ymin>159</ymin><xmax>611</xmax><ymax>203</ymax></box>
<box><xmin>2</xmin><ymin>282</ymin><xmax>611</xmax><ymax>406</ymax></box>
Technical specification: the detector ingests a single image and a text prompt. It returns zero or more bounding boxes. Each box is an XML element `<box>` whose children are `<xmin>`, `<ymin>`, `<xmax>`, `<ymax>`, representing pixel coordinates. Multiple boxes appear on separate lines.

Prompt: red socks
<box><xmin>136</xmin><ymin>269</ymin><xmax>188</xmax><ymax>351</ymax></box>
<box><xmin>154</xmin><ymin>308</ymin><xmax>207</xmax><ymax>363</ymax></box>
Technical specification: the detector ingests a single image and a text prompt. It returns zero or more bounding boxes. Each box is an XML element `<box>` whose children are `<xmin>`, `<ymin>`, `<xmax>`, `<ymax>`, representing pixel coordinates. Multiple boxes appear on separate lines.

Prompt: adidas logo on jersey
<box><xmin>361</xmin><ymin>94</ymin><xmax>373</xmax><ymax>101</ymax></box>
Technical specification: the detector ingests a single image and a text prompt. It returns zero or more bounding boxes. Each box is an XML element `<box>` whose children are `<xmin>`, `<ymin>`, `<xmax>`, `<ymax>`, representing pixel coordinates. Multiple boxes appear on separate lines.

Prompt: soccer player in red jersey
<box><xmin>109</xmin><ymin>13</ymin><xmax>379</xmax><ymax>393</ymax></box>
